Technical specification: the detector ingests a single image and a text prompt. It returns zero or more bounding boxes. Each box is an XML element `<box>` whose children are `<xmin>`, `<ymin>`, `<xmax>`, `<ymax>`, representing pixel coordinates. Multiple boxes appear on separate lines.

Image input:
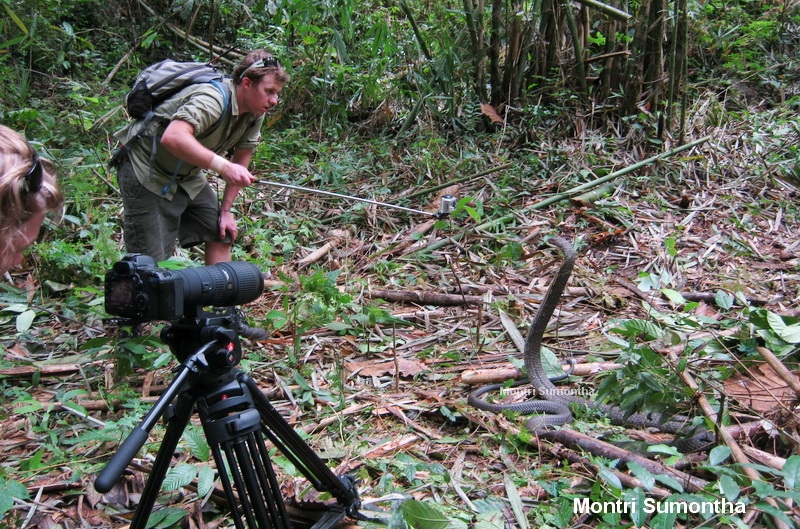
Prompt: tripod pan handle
<box><xmin>94</xmin><ymin>427</ymin><xmax>150</xmax><ymax>493</ymax></box>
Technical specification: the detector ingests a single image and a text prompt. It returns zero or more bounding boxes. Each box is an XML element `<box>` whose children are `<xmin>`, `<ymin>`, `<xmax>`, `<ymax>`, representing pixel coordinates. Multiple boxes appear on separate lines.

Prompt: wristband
<box><xmin>209</xmin><ymin>155</ymin><xmax>230</xmax><ymax>175</ymax></box>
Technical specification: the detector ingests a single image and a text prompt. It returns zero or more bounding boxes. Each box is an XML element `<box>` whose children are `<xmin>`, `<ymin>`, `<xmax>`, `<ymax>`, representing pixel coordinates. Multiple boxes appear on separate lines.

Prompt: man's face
<box><xmin>241</xmin><ymin>73</ymin><xmax>283</xmax><ymax>116</ymax></box>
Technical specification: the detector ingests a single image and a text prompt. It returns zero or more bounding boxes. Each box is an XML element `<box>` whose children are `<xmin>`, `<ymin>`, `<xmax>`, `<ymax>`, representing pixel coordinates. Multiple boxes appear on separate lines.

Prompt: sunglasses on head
<box><xmin>242</xmin><ymin>56</ymin><xmax>282</xmax><ymax>76</ymax></box>
<box><xmin>22</xmin><ymin>149</ymin><xmax>43</xmax><ymax>194</ymax></box>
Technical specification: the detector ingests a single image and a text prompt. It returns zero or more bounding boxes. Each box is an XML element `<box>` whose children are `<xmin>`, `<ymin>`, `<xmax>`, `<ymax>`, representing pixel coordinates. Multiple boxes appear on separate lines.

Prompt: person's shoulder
<box><xmin>183</xmin><ymin>82</ymin><xmax>226</xmax><ymax>102</ymax></box>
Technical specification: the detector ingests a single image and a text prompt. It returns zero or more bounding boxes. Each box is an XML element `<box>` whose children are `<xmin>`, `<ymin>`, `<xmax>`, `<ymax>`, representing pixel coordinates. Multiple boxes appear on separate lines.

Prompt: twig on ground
<box><xmin>756</xmin><ymin>346</ymin><xmax>800</xmax><ymax>398</ymax></box>
<box><xmin>369</xmin><ymin>290</ymin><xmax>483</xmax><ymax>306</ymax></box>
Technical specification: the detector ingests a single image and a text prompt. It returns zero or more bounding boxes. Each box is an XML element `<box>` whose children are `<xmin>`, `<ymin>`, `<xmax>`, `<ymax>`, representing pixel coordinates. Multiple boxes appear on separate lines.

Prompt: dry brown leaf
<box><xmin>480</xmin><ymin>103</ymin><xmax>504</xmax><ymax>124</ymax></box>
<box><xmin>723</xmin><ymin>363</ymin><xmax>796</xmax><ymax>412</ymax></box>
<box><xmin>693</xmin><ymin>301</ymin><xmax>721</xmax><ymax>319</ymax></box>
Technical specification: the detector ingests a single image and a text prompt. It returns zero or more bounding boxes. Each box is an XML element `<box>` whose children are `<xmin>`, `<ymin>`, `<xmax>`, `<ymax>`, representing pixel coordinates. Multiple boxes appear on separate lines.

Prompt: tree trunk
<box><xmin>489</xmin><ymin>0</ymin><xmax>503</xmax><ymax>105</ymax></box>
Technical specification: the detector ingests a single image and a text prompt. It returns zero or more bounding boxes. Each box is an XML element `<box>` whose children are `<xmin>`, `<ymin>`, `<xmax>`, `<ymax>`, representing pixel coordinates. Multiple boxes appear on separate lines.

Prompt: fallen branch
<box><xmin>680</xmin><ymin>291</ymin><xmax>771</xmax><ymax>307</ymax></box>
<box><xmin>103</xmin><ymin>47</ymin><xmax>136</xmax><ymax>86</ymax></box>
<box><xmin>368</xmin><ymin>218</ymin><xmax>436</xmax><ymax>261</ymax></box>
<box><xmin>461</xmin><ymin>366</ymin><xmax>522</xmax><ymax>385</ymax></box>
<box><xmin>461</xmin><ymin>361</ymin><xmax>622</xmax><ymax>385</ymax></box>
<box><xmin>756</xmin><ymin>346</ymin><xmax>800</xmax><ymax>398</ymax></box>
<box><xmin>615</xmin><ymin>276</ymin><xmax>773</xmax><ymax>307</ymax></box>
<box><xmin>576</xmin><ymin>0</ymin><xmax>632</xmax><ymax>21</ymax></box>
<box><xmin>336</xmin><ymin>433</ymin><xmax>419</xmax><ymax>473</ymax></box>
<box><xmin>297</xmin><ymin>242</ymin><xmax>334</xmax><ymax>268</ymax></box>
<box><xmin>550</xmin><ymin>446</ymin><xmax>673</xmax><ymax>499</ymax></box>
<box><xmin>134</xmin><ymin>0</ymin><xmax>241</xmax><ymax>65</ymax></box>
<box><xmin>532</xmin><ymin>428</ymin><xmax>709</xmax><ymax>492</ymax></box>
<box><xmin>741</xmin><ymin>444</ymin><xmax>787</xmax><ymax>471</ymax></box>
<box><xmin>368</xmin><ymin>290</ymin><xmax>483</xmax><ymax>306</ymax></box>
<box><xmin>0</xmin><ymin>364</ymin><xmax>82</xmax><ymax>378</ymax></box>
<box><xmin>297</xmin><ymin>229</ymin><xmax>346</xmax><ymax>268</ymax></box>
<box><xmin>724</xmin><ymin>419</ymin><xmax>770</xmax><ymax>441</ymax></box>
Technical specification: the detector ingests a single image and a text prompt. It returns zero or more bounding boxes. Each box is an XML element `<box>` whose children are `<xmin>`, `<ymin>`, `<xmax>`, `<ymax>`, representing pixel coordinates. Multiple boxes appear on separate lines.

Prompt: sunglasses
<box><xmin>22</xmin><ymin>150</ymin><xmax>44</xmax><ymax>194</ymax></box>
<box><xmin>242</xmin><ymin>57</ymin><xmax>282</xmax><ymax>76</ymax></box>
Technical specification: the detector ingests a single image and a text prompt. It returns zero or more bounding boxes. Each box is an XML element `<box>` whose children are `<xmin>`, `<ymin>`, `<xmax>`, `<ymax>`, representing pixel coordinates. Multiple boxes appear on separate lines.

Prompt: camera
<box><xmin>105</xmin><ymin>254</ymin><xmax>264</xmax><ymax>321</ymax></box>
<box><xmin>439</xmin><ymin>195</ymin><xmax>457</xmax><ymax>216</ymax></box>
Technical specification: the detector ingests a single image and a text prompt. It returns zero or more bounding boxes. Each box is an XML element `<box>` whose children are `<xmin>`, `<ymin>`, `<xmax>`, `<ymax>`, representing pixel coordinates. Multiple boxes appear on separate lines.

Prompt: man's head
<box><xmin>233</xmin><ymin>50</ymin><xmax>289</xmax><ymax>116</ymax></box>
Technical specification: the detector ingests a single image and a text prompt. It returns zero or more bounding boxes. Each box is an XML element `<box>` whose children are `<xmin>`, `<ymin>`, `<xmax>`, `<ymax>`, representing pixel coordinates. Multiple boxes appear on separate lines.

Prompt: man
<box><xmin>114</xmin><ymin>50</ymin><xmax>289</xmax><ymax>339</ymax></box>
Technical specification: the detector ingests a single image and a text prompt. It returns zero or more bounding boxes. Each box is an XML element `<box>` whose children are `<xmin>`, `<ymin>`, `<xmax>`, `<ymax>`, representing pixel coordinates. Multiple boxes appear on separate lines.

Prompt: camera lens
<box><xmin>177</xmin><ymin>261</ymin><xmax>264</xmax><ymax>308</ymax></box>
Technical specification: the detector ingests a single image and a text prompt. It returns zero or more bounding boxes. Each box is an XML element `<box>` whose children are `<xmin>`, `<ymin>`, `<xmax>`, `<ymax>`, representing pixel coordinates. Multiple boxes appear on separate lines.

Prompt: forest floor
<box><xmin>2</xmin><ymin>117</ymin><xmax>800</xmax><ymax>528</ymax></box>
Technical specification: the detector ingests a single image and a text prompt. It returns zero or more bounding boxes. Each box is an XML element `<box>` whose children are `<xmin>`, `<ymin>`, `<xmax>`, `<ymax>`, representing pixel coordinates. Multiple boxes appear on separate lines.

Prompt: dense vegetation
<box><xmin>1</xmin><ymin>0</ymin><xmax>799</xmax><ymax>528</ymax></box>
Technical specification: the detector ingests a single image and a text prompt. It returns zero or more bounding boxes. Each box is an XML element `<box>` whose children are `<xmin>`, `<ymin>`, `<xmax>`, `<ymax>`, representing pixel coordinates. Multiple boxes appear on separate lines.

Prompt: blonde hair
<box><xmin>0</xmin><ymin>125</ymin><xmax>64</xmax><ymax>272</ymax></box>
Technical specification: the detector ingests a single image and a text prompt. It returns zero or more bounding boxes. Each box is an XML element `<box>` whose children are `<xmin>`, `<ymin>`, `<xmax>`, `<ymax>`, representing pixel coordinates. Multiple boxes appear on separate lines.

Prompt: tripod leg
<box><xmin>212</xmin><ymin>430</ymin><xmax>292</xmax><ymax>529</ymax></box>
<box><xmin>203</xmin><ymin>404</ymin><xmax>293</xmax><ymax>529</ymax></box>
<box><xmin>240</xmin><ymin>374</ymin><xmax>361</xmax><ymax>514</ymax></box>
<box><xmin>246</xmin><ymin>430</ymin><xmax>292</xmax><ymax>526</ymax></box>
<box><xmin>130</xmin><ymin>391</ymin><xmax>195</xmax><ymax>529</ymax></box>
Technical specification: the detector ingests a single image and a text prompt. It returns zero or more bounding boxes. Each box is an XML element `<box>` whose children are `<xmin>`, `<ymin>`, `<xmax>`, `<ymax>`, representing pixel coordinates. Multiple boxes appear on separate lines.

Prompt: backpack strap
<box><xmin>201</xmin><ymin>79</ymin><xmax>230</xmax><ymax>139</ymax></box>
<box><xmin>108</xmin><ymin>109</ymin><xmax>157</xmax><ymax>169</ymax></box>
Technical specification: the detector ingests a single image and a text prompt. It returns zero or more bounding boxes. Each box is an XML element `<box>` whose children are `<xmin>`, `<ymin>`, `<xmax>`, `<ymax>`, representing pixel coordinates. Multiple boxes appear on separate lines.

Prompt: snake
<box><xmin>468</xmin><ymin>236</ymin><xmax>714</xmax><ymax>452</ymax></box>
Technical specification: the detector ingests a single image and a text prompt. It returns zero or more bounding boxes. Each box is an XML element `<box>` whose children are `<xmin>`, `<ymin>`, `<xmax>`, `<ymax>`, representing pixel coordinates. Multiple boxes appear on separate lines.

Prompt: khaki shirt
<box><xmin>115</xmin><ymin>78</ymin><xmax>264</xmax><ymax>200</ymax></box>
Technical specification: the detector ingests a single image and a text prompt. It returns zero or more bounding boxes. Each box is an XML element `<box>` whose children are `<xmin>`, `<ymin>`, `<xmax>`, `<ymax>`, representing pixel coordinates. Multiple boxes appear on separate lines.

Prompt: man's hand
<box><xmin>217</xmin><ymin>148</ymin><xmax>256</xmax><ymax>243</ymax></box>
<box><xmin>217</xmin><ymin>160</ymin><xmax>256</xmax><ymax>188</ymax></box>
<box><xmin>218</xmin><ymin>209</ymin><xmax>239</xmax><ymax>242</ymax></box>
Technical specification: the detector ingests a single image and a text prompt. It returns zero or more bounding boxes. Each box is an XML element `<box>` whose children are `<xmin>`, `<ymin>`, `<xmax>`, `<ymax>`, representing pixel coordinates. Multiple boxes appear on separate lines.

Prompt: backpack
<box><xmin>126</xmin><ymin>59</ymin><xmax>228</xmax><ymax>120</ymax></box>
<box><xmin>110</xmin><ymin>59</ymin><xmax>231</xmax><ymax>168</ymax></box>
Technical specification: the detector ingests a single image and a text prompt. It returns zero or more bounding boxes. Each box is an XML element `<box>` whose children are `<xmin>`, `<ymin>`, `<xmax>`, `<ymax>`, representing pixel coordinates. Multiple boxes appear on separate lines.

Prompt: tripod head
<box><xmin>95</xmin><ymin>309</ymin><xmax>248</xmax><ymax>494</ymax></box>
<box><xmin>94</xmin><ymin>328</ymin><xmax>234</xmax><ymax>494</ymax></box>
<box><xmin>161</xmin><ymin>311</ymin><xmax>243</xmax><ymax>368</ymax></box>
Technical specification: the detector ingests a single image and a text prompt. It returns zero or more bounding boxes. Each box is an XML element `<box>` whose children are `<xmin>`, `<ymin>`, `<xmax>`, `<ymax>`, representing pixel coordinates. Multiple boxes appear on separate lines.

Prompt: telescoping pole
<box><xmin>255</xmin><ymin>180</ymin><xmax>456</xmax><ymax>218</ymax></box>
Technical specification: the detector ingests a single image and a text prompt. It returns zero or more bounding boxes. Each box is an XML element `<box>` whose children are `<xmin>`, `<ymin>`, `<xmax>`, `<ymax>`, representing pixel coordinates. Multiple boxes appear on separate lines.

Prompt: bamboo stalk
<box><xmin>398</xmin><ymin>0</ymin><xmax>433</xmax><ymax>61</ymax></box>
<box><xmin>560</xmin><ymin>0</ymin><xmax>589</xmax><ymax>101</ymax></box>
<box><xmin>577</xmin><ymin>0</ymin><xmax>631</xmax><ymax>21</ymax></box>
<box><xmin>570</xmin><ymin>183</ymin><xmax>615</xmax><ymax>205</ymax></box>
<box><xmin>368</xmin><ymin>289</ymin><xmax>483</xmax><ymax>306</ymax></box>
<box><xmin>489</xmin><ymin>0</ymin><xmax>503</xmax><ymax>104</ymax></box>
<box><xmin>529</xmin><ymin>135</ymin><xmax>711</xmax><ymax>211</ymax></box>
<box><xmin>462</xmin><ymin>0</ymin><xmax>488</xmax><ymax>101</ymax></box>
<box><xmin>756</xmin><ymin>346</ymin><xmax>800</xmax><ymax>398</ymax></box>
<box><xmin>678</xmin><ymin>0</ymin><xmax>689</xmax><ymax>142</ymax></box>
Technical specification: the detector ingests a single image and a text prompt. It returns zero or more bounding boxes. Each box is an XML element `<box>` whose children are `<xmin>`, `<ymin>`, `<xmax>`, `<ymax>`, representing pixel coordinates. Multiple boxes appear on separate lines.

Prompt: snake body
<box><xmin>468</xmin><ymin>236</ymin><xmax>714</xmax><ymax>451</ymax></box>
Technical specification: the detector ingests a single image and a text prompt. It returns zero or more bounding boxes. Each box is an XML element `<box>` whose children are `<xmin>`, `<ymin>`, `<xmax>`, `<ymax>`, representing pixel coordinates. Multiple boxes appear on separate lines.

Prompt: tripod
<box><xmin>94</xmin><ymin>311</ymin><xmax>368</xmax><ymax>529</ymax></box>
